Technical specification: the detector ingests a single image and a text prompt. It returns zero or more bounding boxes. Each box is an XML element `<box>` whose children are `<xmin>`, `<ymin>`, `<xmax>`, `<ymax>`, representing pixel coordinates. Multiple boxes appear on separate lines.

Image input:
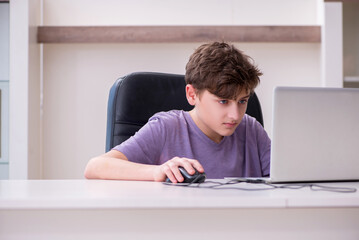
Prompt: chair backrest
<box><xmin>106</xmin><ymin>72</ymin><xmax>264</xmax><ymax>151</ymax></box>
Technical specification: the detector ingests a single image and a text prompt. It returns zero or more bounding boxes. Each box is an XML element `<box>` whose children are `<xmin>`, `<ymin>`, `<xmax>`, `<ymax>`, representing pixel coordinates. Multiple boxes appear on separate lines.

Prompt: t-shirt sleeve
<box><xmin>112</xmin><ymin>116</ymin><xmax>166</xmax><ymax>165</ymax></box>
<box><xmin>255</xmin><ymin>122</ymin><xmax>271</xmax><ymax>177</ymax></box>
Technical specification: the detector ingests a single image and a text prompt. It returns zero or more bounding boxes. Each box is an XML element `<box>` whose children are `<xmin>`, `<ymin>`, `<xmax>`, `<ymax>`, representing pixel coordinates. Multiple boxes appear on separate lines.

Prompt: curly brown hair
<box><xmin>185</xmin><ymin>42</ymin><xmax>262</xmax><ymax>99</ymax></box>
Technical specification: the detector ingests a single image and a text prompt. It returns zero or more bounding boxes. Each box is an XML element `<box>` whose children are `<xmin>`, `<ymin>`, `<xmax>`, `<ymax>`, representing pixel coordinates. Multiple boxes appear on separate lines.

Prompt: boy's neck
<box><xmin>188</xmin><ymin>109</ymin><xmax>224</xmax><ymax>144</ymax></box>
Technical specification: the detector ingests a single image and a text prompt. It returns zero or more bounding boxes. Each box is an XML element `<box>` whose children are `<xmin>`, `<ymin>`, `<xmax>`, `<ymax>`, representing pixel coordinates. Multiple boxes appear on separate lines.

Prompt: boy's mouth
<box><xmin>223</xmin><ymin>122</ymin><xmax>238</xmax><ymax>128</ymax></box>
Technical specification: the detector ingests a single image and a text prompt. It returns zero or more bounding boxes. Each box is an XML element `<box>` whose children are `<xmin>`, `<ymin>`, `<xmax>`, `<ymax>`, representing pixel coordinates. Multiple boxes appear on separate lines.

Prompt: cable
<box><xmin>163</xmin><ymin>180</ymin><xmax>276</xmax><ymax>191</ymax></box>
<box><xmin>309</xmin><ymin>184</ymin><xmax>357</xmax><ymax>193</ymax></box>
<box><xmin>162</xmin><ymin>179</ymin><xmax>357</xmax><ymax>193</ymax></box>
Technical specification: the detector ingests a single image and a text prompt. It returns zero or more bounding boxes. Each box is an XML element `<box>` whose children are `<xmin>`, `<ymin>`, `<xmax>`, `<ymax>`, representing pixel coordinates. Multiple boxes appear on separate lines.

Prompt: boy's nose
<box><xmin>227</xmin><ymin>104</ymin><xmax>240</xmax><ymax>121</ymax></box>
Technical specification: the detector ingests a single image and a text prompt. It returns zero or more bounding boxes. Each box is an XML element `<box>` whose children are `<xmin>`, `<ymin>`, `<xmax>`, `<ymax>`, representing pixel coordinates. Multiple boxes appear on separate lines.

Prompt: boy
<box><xmin>85</xmin><ymin>42</ymin><xmax>271</xmax><ymax>183</ymax></box>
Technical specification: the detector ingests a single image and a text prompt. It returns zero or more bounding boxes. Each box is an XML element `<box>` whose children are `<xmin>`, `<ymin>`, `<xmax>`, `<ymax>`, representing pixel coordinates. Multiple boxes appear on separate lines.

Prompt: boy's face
<box><xmin>187</xmin><ymin>85</ymin><xmax>250</xmax><ymax>143</ymax></box>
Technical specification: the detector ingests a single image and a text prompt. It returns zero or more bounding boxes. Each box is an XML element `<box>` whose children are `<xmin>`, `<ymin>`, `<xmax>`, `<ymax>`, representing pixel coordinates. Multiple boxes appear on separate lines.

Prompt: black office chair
<box><xmin>105</xmin><ymin>72</ymin><xmax>264</xmax><ymax>152</ymax></box>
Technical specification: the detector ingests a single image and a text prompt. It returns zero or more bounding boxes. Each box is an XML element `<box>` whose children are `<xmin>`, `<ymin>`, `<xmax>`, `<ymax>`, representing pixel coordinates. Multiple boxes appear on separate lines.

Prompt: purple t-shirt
<box><xmin>114</xmin><ymin>110</ymin><xmax>271</xmax><ymax>178</ymax></box>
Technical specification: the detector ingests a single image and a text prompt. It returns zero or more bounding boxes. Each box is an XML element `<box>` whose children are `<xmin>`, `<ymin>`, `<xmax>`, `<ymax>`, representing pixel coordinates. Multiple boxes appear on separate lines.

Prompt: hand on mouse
<box><xmin>166</xmin><ymin>167</ymin><xmax>206</xmax><ymax>184</ymax></box>
<box><xmin>153</xmin><ymin>157</ymin><xmax>204</xmax><ymax>183</ymax></box>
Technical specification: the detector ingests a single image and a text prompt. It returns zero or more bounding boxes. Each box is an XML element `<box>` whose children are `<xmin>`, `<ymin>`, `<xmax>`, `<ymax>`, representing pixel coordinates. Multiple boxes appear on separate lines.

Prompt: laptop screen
<box><xmin>270</xmin><ymin>87</ymin><xmax>359</xmax><ymax>182</ymax></box>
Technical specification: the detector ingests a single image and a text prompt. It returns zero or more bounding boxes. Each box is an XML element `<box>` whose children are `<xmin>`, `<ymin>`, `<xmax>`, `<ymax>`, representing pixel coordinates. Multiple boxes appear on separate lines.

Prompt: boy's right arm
<box><xmin>84</xmin><ymin>150</ymin><xmax>204</xmax><ymax>182</ymax></box>
<box><xmin>84</xmin><ymin>150</ymin><xmax>157</xmax><ymax>181</ymax></box>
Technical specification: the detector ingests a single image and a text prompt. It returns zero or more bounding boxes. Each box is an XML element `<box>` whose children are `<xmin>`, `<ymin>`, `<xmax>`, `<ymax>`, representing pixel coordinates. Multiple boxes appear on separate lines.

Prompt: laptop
<box><xmin>243</xmin><ymin>86</ymin><xmax>359</xmax><ymax>183</ymax></box>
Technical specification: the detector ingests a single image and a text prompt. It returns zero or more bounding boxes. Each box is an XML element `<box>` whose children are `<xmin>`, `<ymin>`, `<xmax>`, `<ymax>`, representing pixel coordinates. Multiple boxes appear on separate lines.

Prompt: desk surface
<box><xmin>1</xmin><ymin>179</ymin><xmax>358</xmax><ymax>209</ymax></box>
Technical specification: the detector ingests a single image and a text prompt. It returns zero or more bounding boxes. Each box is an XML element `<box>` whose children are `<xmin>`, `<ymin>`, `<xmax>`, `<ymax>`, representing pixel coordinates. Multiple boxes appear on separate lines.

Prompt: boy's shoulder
<box><xmin>243</xmin><ymin>113</ymin><xmax>260</xmax><ymax>124</ymax></box>
<box><xmin>239</xmin><ymin>114</ymin><xmax>269</xmax><ymax>142</ymax></box>
<box><xmin>239</xmin><ymin>114</ymin><xmax>264</xmax><ymax>131</ymax></box>
<box><xmin>149</xmin><ymin>110</ymin><xmax>187</xmax><ymax>126</ymax></box>
<box><xmin>150</xmin><ymin>109</ymin><xmax>185</xmax><ymax>120</ymax></box>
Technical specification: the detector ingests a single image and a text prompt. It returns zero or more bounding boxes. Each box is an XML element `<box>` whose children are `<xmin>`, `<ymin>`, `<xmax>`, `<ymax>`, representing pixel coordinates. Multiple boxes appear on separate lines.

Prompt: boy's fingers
<box><xmin>193</xmin><ymin>162</ymin><xmax>204</xmax><ymax>173</ymax></box>
<box><xmin>181</xmin><ymin>161</ymin><xmax>196</xmax><ymax>175</ymax></box>
<box><xmin>184</xmin><ymin>158</ymin><xmax>204</xmax><ymax>173</ymax></box>
<box><xmin>164</xmin><ymin>157</ymin><xmax>204</xmax><ymax>182</ymax></box>
<box><xmin>170</xmin><ymin>166</ymin><xmax>184</xmax><ymax>182</ymax></box>
<box><xmin>162</xmin><ymin>165</ymin><xmax>177</xmax><ymax>183</ymax></box>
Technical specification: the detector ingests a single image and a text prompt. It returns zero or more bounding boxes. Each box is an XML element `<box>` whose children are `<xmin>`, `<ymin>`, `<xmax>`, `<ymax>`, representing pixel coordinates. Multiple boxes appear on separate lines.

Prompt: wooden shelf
<box><xmin>37</xmin><ymin>25</ymin><xmax>321</xmax><ymax>43</ymax></box>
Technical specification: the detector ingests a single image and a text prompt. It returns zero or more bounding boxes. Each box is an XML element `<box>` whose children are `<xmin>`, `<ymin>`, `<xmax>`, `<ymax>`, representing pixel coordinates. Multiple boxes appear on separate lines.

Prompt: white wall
<box><xmin>9</xmin><ymin>0</ymin><xmax>42</xmax><ymax>179</ymax></box>
<box><xmin>0</xmin><ymin>3</ymin><xmax>10</xmax><ymax>179</ymax></box>
<box><xmin>42</xmin><ymin>0</ymin><xmax>319</xmax><ymax>26</ymax></box>
<box><xmin>321</xmin><ymin>2</ymin><xmax>343</xmax><ymax>87</ymax></box>
<box><xmin>343</xmin><ymin>2</ymin><xmax>359</xmax><ymax>79</ymax></box>
<box><xmin>0</xmin><ymin>3</ymin><xmax>9</xmax><ymax>80</ymax></box>
<box><xmin>11</xmin><ymin>0</ymin><xmax>339</xmax><ymax>179</ymax></box>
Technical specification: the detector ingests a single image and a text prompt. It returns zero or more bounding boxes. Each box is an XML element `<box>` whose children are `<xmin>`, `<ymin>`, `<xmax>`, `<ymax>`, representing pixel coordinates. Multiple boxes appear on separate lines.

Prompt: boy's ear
<box><xmin>185</xmin><ymin>84</ymin><xmax>197</xmax><ymax>106</ymax></box>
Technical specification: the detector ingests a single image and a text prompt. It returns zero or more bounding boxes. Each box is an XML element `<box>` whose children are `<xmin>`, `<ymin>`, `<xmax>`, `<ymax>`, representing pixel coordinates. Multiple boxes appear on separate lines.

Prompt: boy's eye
<box><xmin>239</xmin><ymin>99</ymin><xmax>248</xmax><ymax>104</ymax></box>
<box><xmin>219</xmin><ymin>100</ymin><xmax>228</xmax><ymax>104</ymax></box>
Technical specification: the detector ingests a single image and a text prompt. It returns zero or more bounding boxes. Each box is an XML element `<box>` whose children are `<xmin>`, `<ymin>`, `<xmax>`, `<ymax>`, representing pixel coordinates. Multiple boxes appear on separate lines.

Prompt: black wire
<box><xmin>162</xmin><ymin>180</ymin><xmax>357</xmax><ymax>193</ymax></box>
<box><xmin>163</xmin><ymin>180</ymin><xmax>276</xmax><ymax>191</ymax></box>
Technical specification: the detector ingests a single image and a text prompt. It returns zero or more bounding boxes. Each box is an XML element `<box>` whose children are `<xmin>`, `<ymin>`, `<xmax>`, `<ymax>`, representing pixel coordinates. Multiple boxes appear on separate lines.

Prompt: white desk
<box><xmin>1</xmin><ymin>179</ymin><xmax>359</xmax><ymax>240</ymax></box>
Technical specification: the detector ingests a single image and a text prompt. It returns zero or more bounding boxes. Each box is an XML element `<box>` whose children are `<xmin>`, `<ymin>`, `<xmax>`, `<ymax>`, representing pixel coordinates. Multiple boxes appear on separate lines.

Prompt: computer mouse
<box><xmin>165</xmin><ymin>167</ymin><xmax>206</xmax><ymax>183</ymax></box>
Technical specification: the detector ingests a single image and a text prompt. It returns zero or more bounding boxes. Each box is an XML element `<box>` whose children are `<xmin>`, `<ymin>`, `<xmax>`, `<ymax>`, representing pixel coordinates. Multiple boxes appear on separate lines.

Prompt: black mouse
<box><xmin>165</xmin><ymin>167</ymin><xmax>206</xmax><ymax>183</ymax></box>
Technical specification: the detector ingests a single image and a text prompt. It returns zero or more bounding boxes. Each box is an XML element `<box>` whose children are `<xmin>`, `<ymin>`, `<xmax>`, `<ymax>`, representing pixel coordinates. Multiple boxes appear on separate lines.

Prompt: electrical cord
<box><xmin>162</xmin><ymin>179</ymin><xmax>357</xmax><ymax>193</ymax></box>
